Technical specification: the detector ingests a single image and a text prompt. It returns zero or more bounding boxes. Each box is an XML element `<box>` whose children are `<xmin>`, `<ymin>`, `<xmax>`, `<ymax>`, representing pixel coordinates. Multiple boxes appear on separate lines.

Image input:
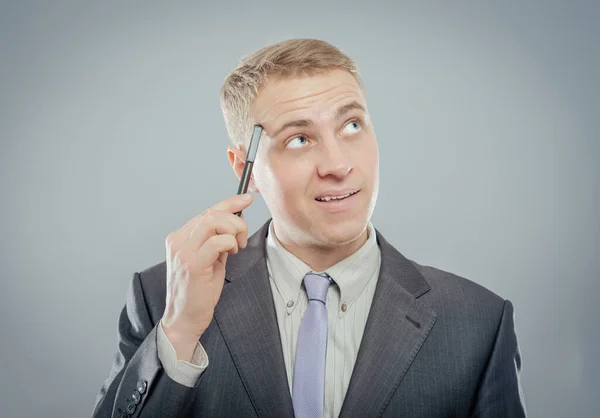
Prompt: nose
<box><xmin>316</xmin><ymin>135</ymin><xmax>353</xmax><ymax>178</ymax></box>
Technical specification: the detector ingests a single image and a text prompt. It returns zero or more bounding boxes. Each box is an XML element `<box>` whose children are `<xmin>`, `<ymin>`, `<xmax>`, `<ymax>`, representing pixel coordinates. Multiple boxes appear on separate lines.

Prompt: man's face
<box><xmin>235</xmin><ymin>69</ymin><xmax>379</xmax><ymax>247</ymax></box>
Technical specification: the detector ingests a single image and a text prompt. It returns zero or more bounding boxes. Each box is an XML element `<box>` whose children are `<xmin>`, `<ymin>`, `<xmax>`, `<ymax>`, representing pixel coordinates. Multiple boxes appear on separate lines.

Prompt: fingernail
<box><xmin>241</xmin><ymin>193</ymin><xmax>252</xmax><ymax>200</ymax></box>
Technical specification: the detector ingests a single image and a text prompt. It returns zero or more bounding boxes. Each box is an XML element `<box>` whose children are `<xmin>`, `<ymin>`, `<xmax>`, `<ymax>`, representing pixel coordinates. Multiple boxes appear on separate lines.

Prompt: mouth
<box><xmin>315</xmin><ymin>190</ymin><xmax>360</xmax><ymax>202</ymax></box>
<box><xmin>314</xmin><ymin>190</ymin><xmax>360</xmax><ymax>213</ymax></box>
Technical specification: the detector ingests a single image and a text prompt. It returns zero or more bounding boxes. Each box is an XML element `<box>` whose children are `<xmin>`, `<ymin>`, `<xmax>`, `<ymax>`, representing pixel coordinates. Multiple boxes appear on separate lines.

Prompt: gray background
<box><xmin>1</xmin><ymin>1</ymin><xmax>598</xmax><ymax>417</ymax></box>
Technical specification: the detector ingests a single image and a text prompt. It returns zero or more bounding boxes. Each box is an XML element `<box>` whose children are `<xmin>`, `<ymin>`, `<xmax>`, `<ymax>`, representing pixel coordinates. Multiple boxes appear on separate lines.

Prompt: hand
<box><xmin>160</xmin><ymin>193</ymin><xmax>253</xmax><ymax>360</ymax></box>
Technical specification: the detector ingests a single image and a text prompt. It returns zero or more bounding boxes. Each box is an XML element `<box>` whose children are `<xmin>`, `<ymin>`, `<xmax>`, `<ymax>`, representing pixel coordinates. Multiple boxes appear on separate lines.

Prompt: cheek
<box><xmin>364</xmin><ymin>135</ymin><xmax>379</xmax><ymax>167</ymax></box>
<box><xmin>253</xmin><ymin>163</ymin><xmax>277</xmax><ymax>197</ymax></box>
<box><xmin>277</xmin><ymin>160</ymin><xmax>311</xmax><ymax>199</ymax></box>
<box><xmin>255</xmin><ymin>155</ymin><xmax>311</xmax><ymax>203</ymax></box>
<box><xmin>369</xmin><ymin>143</ymin><xmax>380</xmax><ymax>172</ymax></box>
<box><xmin>353</xmin><ymin>136</ymin><xmax>379</xmax><ymax>173</ymax></box>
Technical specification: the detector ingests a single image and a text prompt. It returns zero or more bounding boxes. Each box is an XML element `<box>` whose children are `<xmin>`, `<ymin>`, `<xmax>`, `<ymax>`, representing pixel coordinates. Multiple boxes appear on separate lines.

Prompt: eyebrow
<box><xmin>270</xmin><ymin>101</ymin><xmax>366</xmax><ymax>138</ymax></box>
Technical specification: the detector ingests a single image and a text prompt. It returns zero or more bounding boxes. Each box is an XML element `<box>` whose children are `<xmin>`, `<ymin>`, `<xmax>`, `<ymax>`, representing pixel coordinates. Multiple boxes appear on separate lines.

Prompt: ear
<box><xmin>227</xmin><ymin>146</ymin><xmax>260</xmax><ymax>193</ymax></box>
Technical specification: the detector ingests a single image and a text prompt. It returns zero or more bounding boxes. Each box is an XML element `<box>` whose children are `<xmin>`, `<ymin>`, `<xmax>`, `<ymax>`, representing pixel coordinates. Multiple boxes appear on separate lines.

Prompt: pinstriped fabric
<box><xmin>213</xmin><ymin>256</ymin><xmax>295</xmax><ymax>417</ymax></box>
<box><xmin>199</xmin><ymin>302</ymin><xmax>259</xmax><ymax>416</ymax></box>
<box><xmin>265</xmin><ymin>221</ymin><xmax>381</xmax><ymax>418</ymax></box>
<box><xmin>94</xmin><ymin>219</ymin><xmax>526</xmax><ymax>417</ymax></box>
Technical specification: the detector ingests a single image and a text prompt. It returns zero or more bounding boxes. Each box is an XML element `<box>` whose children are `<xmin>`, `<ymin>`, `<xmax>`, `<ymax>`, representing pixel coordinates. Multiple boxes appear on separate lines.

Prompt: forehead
<box><xmin>251</xmin><ymin>70</ymin><xmax>366</xmax><ymax>126</ymax></box>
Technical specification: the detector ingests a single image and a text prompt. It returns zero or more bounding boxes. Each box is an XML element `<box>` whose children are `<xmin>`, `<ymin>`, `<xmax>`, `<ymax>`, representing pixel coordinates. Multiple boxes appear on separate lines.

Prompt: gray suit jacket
<box><xmin>93</xmin><ymin>220</ymin><xmax>526</xmax><ymax>417</ymax></box>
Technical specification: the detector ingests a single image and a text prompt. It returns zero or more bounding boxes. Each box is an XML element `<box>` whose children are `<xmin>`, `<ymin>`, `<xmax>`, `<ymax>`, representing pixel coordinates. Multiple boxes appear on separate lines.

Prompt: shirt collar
<box><xmin>265</xmin><ymin>220</ymin><xmax>380</xmax><ymax>313</ymax></box>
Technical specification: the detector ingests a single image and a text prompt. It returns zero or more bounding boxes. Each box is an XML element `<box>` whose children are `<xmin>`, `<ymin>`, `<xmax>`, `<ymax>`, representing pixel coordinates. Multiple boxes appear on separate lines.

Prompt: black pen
<box><xmin>235</xmin><ymin>125</ymin><xmax>263</xmax><ymax>216</ymax></box>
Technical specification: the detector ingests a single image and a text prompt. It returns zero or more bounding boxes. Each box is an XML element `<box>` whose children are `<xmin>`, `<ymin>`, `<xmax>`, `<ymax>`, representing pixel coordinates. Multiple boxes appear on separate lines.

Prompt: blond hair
<box><xmin>220</xmin><ymin>38</ymin><xmax>364</xmax><ymax>149</ymax></box>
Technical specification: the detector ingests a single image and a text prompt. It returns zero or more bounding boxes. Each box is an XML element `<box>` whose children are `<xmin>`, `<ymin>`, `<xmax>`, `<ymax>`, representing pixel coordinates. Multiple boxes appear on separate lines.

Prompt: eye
<box><xmin>286</xmin><ymin>135</ymin><xmax>309</xmax><ymax>149</ymax></box>
<box><xmin>342</xmin><ymin>119</ymin><xmax>362</xmax><ymax>135</ymax></box>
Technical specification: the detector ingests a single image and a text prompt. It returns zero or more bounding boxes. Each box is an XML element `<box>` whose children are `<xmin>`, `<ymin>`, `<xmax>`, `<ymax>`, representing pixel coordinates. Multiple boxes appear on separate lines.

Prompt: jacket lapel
<box><xmin>338</xmin><ymin>229</ymin><xmax>438</xmax><ymax>417</ymax></box>
<box><xmin>214</xmin><ymin>220</ymin><xmax>294</xmax><ymax>418</ymax></box>
<box><xmin>214</xmin><ymin>220</ymin><xmax>437</xmax><ymax>418</ymax></box>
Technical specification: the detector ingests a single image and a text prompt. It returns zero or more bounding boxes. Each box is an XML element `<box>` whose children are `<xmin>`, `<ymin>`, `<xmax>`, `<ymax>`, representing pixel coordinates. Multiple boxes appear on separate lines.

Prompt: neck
<box><xmin>272</xmin><ymin>222</ymin><xmax>369</xmax><ymax>272</ymax></box>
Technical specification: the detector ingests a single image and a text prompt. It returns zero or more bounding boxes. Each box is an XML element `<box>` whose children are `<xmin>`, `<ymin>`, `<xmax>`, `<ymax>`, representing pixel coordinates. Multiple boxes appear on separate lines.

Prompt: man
<box><xmin>93</xmin><ymin>39</ymin><xmax>526</xmax><ymax>417</ymax></box>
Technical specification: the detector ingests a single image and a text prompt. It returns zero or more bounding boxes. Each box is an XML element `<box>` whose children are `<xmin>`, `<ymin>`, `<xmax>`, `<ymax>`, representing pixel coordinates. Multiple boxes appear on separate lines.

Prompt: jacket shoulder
<box><xmin>409</xmin><ymin>260</ymin><xmax>507</xmax><ymax>325</ymax></box>
<box><xmin>132</xmin><ymin>261</ymin><xmax>168</xmax><ymax>324</ymax></box>
<box><xmin>412</xmin><ymin>260</ymin><xmax>503</xmax><ymax>301</ymax></box>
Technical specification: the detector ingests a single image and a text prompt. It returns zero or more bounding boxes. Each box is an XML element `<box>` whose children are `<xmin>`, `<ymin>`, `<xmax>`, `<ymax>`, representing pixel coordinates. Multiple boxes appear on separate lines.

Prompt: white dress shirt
<box><xmin>157</xmin><ymin>220</ymin><xmax>381</xmax><ymax>418</ymax></box>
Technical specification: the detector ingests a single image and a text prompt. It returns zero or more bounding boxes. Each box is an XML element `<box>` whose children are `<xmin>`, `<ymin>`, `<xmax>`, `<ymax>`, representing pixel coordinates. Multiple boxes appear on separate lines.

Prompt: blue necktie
<box><xmin>292</xmin><ymin>272</ymin><xmax>332</xmax><ymax>418</ymax></box>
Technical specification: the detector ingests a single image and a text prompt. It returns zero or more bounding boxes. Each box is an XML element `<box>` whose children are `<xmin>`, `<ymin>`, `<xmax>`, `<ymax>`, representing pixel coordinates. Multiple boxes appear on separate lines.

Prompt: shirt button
<box><xmin>286</xmin><ymin>301</ymin><xmax>294</xmax><ymax>308</ymax></box>
<box><xmin>341</xmin><ymin>303</ymin><xmax>347</xmax><ymax>312</ymax></box>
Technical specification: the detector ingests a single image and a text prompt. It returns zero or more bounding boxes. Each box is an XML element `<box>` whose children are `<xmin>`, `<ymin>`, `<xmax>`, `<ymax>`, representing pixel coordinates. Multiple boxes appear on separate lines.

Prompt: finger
<box><xmin>195</xmin><ymin>234</ymin><xmax>239</xmax><ymax>268</ymax></box>
<box><xmin>236</xmin><ymin>212</ymin><xmax>249</xmax><ymax>248</ymax></box>
<box><xmin>183</xmin><ymin>211</ymin><xmax>248</xmax><ymax>252</ymax></box>
<box><xmin>237</xmin><ymin>220</ymin><xmax>249</xmax><ymax>248</ymax></box>
<box><xmin>231</xmin><ymin>211</ymin><xmax>249</xmax><ymax>248</ymax></box>
<box><xmin>210</xmin><ymin>193</ymin><xmax>254</xmax><ymax>214</ymax></box>
<box><xmin>192</xmin><ymin>210</ymin><xmax>247</xmax><ymax>244</ymax></box>
<box><xmin>169</xmin><ymin>194</ymin><xmax>252</xmax><ymax>249</ymax></box>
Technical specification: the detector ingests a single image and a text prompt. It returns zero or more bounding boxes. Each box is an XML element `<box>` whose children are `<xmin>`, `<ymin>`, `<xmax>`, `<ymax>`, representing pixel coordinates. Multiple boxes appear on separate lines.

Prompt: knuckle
<box><xmin>204</xmin><ymin>211</ymin><xmax>221</xmax><ymax>226</ymax></box>
<box><xmin>216</xmin><ymin>234</ymin><xmax>235</xmax><ymax>250</ymax></box>
<box><xmin>206</xmin><ymin>234</ymin><xmax>222</xmax><ymax>248</ymax></box>
<box><xmin>191</xmin><ymin>220</ymin><xmax>208</xmax><ymax>237</ymax></box>
<box><xmin>232</xmin><ymin>214</ymin><xmax>247</xmax><ymax>230</ymax></box>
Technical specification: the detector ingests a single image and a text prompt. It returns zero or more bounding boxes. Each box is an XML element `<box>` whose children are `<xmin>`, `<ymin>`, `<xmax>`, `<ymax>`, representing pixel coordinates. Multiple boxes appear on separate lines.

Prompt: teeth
<box><xmin>317</xmin><ymin>192</ymin><xmax>354</xmax><ymax>202</ymax></box>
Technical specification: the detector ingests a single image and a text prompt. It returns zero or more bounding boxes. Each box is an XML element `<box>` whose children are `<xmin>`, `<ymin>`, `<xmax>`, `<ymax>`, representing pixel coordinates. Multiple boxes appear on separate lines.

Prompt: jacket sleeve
<box><xmin>156</xmin><ymin>320</ymin><xmax>208</xmax><ymax>387</ymax></box>
<box><xmin>92</xmin><ymin>272</ymin><xmax>203</xmax><ymax>417</ymax></box>
<box><xmin>471</xmin><ymin>299</ymin><xmax>527</xmax><ymax>417</ymax></box>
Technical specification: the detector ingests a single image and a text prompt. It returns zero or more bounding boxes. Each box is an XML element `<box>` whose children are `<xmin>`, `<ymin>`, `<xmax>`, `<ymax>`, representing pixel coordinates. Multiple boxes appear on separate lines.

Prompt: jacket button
<box><xmin>131</xmin><ymin>390</ymin><xmax>141</xmax><ymax>404</ymax></box>
<box><xmin>126</xmin><ymin>402</ymin><xmax>136</xmax><ymax>414</ymax></box>
<box><xmin>137</xmin><ymin>379</ymin><xmax>148</xmax><ymax>395</ymax></box>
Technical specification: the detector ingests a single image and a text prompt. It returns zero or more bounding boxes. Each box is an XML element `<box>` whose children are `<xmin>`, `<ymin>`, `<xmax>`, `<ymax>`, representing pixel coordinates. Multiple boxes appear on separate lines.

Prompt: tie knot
<box><xmin>303</xmin><ymin>273</ymin><xmax>331</xmax><ymax>303</ymax></box>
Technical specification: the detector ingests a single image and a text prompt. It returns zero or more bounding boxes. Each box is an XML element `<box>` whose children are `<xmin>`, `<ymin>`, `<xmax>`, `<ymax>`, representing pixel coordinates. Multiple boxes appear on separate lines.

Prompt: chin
<box><xmin>312</xmin><ymin>216</ymin><xmax>368</xmax><ymax>246</ymax></box>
